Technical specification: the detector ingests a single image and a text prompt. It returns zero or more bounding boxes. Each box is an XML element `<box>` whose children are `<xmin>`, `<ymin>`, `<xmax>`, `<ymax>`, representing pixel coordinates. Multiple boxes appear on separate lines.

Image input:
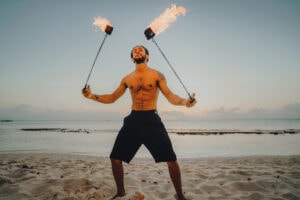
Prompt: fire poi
<box><xmin>83</xmin><ymin>16</ymin><xmax>113</xmax><ymax>89</ymax></box>
<box><xmin>144</xmin><ymin>4</ymin><xmax>195</xmax><ymax>103</ymax></box>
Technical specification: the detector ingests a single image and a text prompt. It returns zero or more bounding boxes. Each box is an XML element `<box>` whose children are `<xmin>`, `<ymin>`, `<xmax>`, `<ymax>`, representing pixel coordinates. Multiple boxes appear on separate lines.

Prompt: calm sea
<box><xmin>0</xmin><ymin>119</ymin><xmax>299</xmax><ymax>158</ymax></box>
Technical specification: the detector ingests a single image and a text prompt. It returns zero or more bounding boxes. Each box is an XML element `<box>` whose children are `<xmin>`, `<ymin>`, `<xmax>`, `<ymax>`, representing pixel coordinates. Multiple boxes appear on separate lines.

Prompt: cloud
<box><xmin>0</xmin><ymin>104</ymin><xmax>124</xmax><ymax>120</ymax></box>
<box><xmin>1</xmin><ymin>103</ymin><xmax>300</xmax><ymax>120</ymax></box>
<box><xmin>159</xmin><ymin>111</ymin><xmax>188</xmax><ymax>120</ymax></box>
<box><xmin>204</xmin><ymin>103</ymin><xmax>300</xmax><ymax>119</ymax></box>
<box><xmin>273</xmin><ymin>103</ymin><xmax>300</xmax><ymax>119</ymax></box>
<box><xmin>204</xmin><ymin>107</ymin><xmax>240</xmax><ymax>119</ymax></box>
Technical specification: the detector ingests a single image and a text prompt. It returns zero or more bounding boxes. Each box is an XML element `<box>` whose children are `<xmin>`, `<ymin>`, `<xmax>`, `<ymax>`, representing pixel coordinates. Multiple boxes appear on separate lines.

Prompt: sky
<box><xmin>0</xmin><ymin>0</ymin><xmax>300</xmax><ymax>120</ymax></box>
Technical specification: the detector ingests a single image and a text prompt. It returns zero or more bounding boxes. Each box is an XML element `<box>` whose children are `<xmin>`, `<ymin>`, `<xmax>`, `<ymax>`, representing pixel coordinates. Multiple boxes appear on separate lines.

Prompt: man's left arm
<box><xmin>157</xmin><ymin>72</ymin><xmax>196</xmax><ymax>107</ymax></box>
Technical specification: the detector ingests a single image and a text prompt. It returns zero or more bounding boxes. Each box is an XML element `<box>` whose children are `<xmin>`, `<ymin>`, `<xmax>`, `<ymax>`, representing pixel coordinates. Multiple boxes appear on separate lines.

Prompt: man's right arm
<box><xmin>82</xmin><ymin>78</ymin><xmax>127</xmax><ymax>104</ymax></box>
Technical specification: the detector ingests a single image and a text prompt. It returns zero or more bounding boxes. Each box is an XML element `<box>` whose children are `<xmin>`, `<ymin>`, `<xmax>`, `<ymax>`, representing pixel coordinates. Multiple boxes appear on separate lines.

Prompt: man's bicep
<box><xmin>157</xmin><ymin>76</ymin><xmax>172</xmax><ymax>97</ymax></box>
<box><xmin>157</xmin><ymin>72</ymin><xmax>166</xmax><ymax>89</ymax></box>
<box><xmin>157</xmin><ymin>72</ymin><xmax>183</xmax><ymax>105</ymax></box>
<box><xmin>112</xmin><ymin>82</ymin><xmax>127</xmax><ymax>98</ymax></box>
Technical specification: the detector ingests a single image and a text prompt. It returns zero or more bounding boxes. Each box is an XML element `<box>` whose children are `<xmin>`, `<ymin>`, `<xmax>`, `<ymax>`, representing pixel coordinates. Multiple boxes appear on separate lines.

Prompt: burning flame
<box><xmin>148</xmin><ymin>4</ymin><xmax>186</xmax><ymax>36</ymax></box>
<box><xmin>93</xmin><ymin>16</ymin><xmax>112</xmax><ymax>32</ymax></box>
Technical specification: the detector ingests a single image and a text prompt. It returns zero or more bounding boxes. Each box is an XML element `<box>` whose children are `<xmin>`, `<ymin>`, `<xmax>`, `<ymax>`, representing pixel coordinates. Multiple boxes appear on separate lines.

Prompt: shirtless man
<box><xmin>82</xmin><ymin>45</ymin><xmax>196</xmax><ymax>200</ymax></box>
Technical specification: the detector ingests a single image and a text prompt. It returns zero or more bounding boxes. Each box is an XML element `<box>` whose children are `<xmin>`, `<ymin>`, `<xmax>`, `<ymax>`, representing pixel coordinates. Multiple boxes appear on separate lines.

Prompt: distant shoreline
<box><xmin>0</xmin><ymin>120</ymin><xmax>13</xmax><ymax>122</ymax></box>
<box><xmin>171</xmin><ymin>129</ymin><xmax>300</xmax><ymax>135</ymax></box>
<box><xmin>20</xmin><ymin>128</ymin><xmax>300</xmax><ymax>135</ymax></box>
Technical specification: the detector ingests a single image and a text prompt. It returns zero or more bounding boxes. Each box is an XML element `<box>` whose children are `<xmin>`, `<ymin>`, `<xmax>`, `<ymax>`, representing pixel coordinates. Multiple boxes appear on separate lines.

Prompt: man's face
<box><xmin>132</xmin><ymin>46</ymin><xmax>148</xmax><ymax>64</ymax></box>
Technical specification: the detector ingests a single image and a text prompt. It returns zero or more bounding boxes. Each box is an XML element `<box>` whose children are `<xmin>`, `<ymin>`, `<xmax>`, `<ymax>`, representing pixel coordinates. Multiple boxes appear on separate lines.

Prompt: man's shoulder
<box><xmin>124</xmin><ymin>71</ymin><xmax>135</xmax><ymax>77</ymax></box>
<box><xmin>121</xmin><ymin>71</ymin><xmax>135</xmax><ymax>82</ymax></box>
<box><xmin>148</xmin><ymin>67</ymin><xmax>162</xmax><ymax>75</ymax></box>
<box><xmin>149</xmin><ymin>68</ymin><xmax>165</xmax><ymax>79</ymax></box>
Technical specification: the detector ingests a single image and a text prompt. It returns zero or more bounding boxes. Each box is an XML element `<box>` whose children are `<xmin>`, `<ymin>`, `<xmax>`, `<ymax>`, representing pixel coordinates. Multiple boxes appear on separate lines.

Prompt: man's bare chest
<box><xmin>126</xmin><ymin>75</ymin><xmax>158</xmax><ymax>92</ymax></box>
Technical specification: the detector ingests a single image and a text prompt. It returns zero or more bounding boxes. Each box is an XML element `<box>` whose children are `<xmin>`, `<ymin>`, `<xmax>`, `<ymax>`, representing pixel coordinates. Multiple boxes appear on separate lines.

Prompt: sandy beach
<box><xmin>0</xmin><ymin>153</ymin><xmax>299</xmax><ymax>200</ymax></box>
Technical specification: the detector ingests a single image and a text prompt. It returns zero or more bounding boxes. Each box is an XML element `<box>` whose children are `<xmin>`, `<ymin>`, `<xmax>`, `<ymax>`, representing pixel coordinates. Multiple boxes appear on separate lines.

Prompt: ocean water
<box><xmin>0</xmin><ymin>119</ymin><xmax>299</xmax><ymax>158</ymax></box>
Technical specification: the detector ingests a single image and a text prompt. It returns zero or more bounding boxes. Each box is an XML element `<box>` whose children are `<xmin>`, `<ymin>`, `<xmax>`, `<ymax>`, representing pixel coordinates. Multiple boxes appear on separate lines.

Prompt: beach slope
<box><xmin>0</xmin><ymin>153</ymin><xmax>299</xmax><ymax>200</ymax></box>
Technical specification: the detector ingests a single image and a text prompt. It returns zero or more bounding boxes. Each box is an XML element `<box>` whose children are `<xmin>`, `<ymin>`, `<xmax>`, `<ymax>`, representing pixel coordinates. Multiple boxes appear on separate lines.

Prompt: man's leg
<box><xmin>167</xmin><ymin>161</ymin><xmax>188</xmax><ymax>200</ymax></box>
<box><xmin>110</xmin><ymin>158</ymin><xmax>126</xmax><ymax>199</ymax></box>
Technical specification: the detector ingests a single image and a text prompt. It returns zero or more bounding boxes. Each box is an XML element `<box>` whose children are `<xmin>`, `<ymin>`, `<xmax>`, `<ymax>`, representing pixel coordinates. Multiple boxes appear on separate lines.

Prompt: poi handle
<box><xmin>188</xmin><ymin>93</ymin><xmax>196</xmax><ymax>104</ymax></box>
<box><xmin>189</xmin><ymin>98</ymin><xmax>196</xmax><ymax>104</ymax></box>
<box><xmin>82</xmin><ymin>84</ymin><xmax>88</xmax><ymax>92</ymax></box>
<box><xmin>83</xmin><ymin>25</ymin><xmax>113</xmax><ymax>92</ymax></box>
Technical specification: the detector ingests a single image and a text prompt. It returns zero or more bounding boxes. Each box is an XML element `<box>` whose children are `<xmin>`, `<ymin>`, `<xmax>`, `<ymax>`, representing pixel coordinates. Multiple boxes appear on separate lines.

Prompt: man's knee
<box><xmin>167</xmin><ymin>160</ymin><xmax>178</xmax><ymax>166</ymax></box>
<box><xmin>111</xmin><ymin>158</ymin><xmax>122</xmax><ymax>165</ymax></box>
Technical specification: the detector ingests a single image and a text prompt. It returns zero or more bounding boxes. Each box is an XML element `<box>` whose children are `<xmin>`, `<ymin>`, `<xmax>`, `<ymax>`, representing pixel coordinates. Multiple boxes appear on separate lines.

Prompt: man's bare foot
<box><xmin>110</xmin><ymin>192</ymin><xmax>126</xmax><ymax>200</ymax></box>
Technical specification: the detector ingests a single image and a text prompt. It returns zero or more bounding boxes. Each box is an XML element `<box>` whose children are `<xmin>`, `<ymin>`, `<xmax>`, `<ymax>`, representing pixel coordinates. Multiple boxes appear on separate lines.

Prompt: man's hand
<box><xmin>82</xmin><ymin>85</ymin><xmax>93</xmax><ymax>99</ymax></box>
<box><xmin>183</xmin><ymin>93</ymin><xmax>196</xmax><ymax>108</ymax></box>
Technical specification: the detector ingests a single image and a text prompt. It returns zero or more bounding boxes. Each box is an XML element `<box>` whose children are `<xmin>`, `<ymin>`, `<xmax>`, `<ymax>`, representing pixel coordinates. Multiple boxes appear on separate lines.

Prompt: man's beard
<box><xmin>134</xmin><ymin>56</ymin><xmax>147</xmax><ymax>64</ymax></box>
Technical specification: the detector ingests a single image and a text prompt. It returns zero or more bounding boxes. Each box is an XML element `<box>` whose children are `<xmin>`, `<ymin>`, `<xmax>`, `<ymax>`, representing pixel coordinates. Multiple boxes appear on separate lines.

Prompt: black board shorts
<box><xmin>110</xmin><ymin>110</ymin><xmax>177</xmax><ymax>163</ymax></box>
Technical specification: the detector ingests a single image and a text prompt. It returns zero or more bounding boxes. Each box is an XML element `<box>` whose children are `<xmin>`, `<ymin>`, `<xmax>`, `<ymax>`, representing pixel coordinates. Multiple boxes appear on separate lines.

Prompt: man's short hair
<box><xmin>130</xmin><ymin>45</ymin><xmax>149</xmax><ymax>58</ymax></box>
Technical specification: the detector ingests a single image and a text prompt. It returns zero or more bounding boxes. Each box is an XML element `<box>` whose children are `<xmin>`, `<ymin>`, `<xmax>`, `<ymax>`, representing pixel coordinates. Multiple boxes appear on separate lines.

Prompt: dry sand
<box><xmin>0</xmin><ymin>153</ymin><xmax>299</xmax><ymax>200</ymax></box>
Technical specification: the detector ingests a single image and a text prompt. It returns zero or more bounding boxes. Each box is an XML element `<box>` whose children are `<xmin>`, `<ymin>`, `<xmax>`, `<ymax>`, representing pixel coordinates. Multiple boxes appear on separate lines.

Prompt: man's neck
<box><xmin>135</xmin><ymin>62</ymin><xmax>148</xmax><ymax>72</ymax></box>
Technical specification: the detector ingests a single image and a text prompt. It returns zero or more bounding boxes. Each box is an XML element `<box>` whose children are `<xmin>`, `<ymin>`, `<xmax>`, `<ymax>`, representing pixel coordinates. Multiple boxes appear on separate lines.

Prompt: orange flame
<box><xmin>148</xmin><ymin>4</ymin><xmax>186</xmax><ymax>36</ymax></box>
<box><xmin>93</xmin><ymin>16</ymin><xmax>112</xmax><ymax>32</ymax></box>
